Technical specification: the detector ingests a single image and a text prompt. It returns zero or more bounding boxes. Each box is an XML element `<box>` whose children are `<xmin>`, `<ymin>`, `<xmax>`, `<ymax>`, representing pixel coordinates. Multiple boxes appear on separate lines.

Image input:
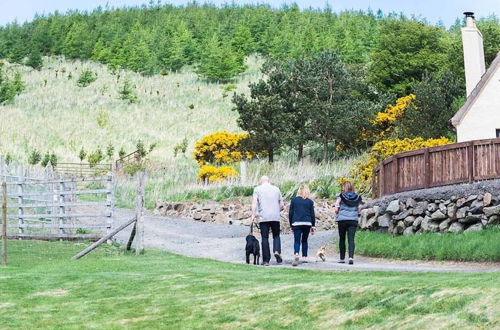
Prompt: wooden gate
<box><xmin>0</xmin><ymin>157</ymin><xmax>114</xmax><ymax>240</ymax></box>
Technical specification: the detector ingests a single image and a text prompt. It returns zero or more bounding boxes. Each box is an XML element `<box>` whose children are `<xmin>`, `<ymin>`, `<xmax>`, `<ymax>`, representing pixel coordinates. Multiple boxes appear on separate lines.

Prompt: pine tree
<box><xmin>196</xmin><ymin>34</ymin><xmax>246</xmax><ymax>83</ymax></box>
<box><xmin>26</xmin><ymin>46</ymin><xmax>43</xmax><ymax>70</ymax></box>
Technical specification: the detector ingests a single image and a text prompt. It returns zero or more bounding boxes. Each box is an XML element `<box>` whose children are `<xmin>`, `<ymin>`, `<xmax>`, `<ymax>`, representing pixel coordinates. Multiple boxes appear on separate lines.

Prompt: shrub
<box><xmin>193</xmin><ymin>131</ymin><xmax>252</xmax><ymax>166</ymax></box>
<box><xmin>27</xmin><ymin>149</ymin><xmax>41</xmax><ymax>165</ymax></box>
<box><xmin>0</xmin><ymin>63</ymin><xmax>25</xmax><ymax>104</ymax></box>
<box><xmin>106</xmin><ymin>143</ymin><xmax>115</xmax><ymax>160</ymax></box>
<box><xmin>78</xmin><ymin>147</ymin><xmax>87</xmax><ymax>162</ymax></box>
<box><xmin>87</xmin><ymin>148</ymin><xmax>104</xmax><ymax>167</ymax></box>
<box><xmin>346</xmin><ymin>137</ymin><xmax>452</xmax><ymax>193</ymax></box>
<box><xmin>77</xmin><ymin>69</ymin><xmax>97</xmax><ymax>87</ymax></box>
<box><xmin>174</xmin><ymin>138</ymin><xmax>188</xmax><ymax>157</ymax></box>
<box><xmin>118</xmin><ymin>147</ymin><xmax>126</xmax><ymax>158</ymax></box>
<box><xmin>197</xmin><ymin>165</ymin><xmax>238</xmax><ymax>183</ymax></box>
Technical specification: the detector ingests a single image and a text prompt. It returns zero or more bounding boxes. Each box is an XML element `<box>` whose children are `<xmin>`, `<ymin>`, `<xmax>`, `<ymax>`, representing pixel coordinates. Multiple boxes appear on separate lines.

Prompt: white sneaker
<box><xmin>292</xmin><ymin>254</ymin><xmax>300</xmax><ymax>267</ymax></box>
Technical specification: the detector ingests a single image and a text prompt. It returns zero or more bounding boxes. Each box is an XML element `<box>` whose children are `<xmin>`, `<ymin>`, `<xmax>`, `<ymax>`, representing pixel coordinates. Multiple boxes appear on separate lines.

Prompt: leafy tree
<box><xmin>87</xmin><ymin>148</ymin><xmax>104</xmax><ymax>167</ymax></box>
<box><xmin>106</xmin><ymin>143</ymin><xmax>115</xmax><ymax>160</ymax></box>
<box><xmin>397</xmin><ymin>71</ymin><xmax>463</xmax><ymax>139</ymax></box>
<box><xmin>78</xmin><ymin>147</ymin><xmax>87</xmax><ymax>162</ymax></box>
<box><xmin>232</xmin><ymin>80</ymin><xmax>290</xmax><ymax>162</ymax></box>
<box><xmin>118</xmin><ymin>147</ymin><xmax>126</xmax><ymax>158</ymax></box>
<box><xmin>196</xmin><ymin>34</ymin><xmax>246</xmax><ymax>83</ymax></box>
<box><xmin>41</xmin><ymin>153</ymin><xmax>51</xmax><ymax>167</ymax></box>
<box><xmin>368</xmin><ymin>19</ymin><xmax>447</xmax><ymax>96</ymax></box>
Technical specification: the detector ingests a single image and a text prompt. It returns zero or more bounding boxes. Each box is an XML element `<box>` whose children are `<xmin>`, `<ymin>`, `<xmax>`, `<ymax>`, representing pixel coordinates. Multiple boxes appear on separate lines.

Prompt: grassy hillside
<box><xmin>1</xmin><ymin>240</ymin><xmax>498</xmax><ymax>329</ymax></box>
<box><xmin>0</xmin><ymin>56</ymin><xmax>263</xmax><ymax>163</ymax></box>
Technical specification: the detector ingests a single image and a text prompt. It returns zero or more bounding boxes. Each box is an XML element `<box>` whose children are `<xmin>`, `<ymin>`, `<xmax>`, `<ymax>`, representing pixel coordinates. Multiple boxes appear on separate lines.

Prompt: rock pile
<box><xmin>154</xmin><ymin>200</ymin><xmax>338</xmax><ymax>233</ymax></box>
<box><xmin>360</xmin><ymin>192</ymin><xmax>500</xmax><ymax>235</ymax></box>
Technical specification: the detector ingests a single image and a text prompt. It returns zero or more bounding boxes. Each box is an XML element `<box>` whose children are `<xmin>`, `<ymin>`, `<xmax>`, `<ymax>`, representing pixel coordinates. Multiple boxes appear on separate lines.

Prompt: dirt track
<box><xmin>113</xmin><ymin>209</ymin><xmax>500</xmax><ymax>273</ymax></box>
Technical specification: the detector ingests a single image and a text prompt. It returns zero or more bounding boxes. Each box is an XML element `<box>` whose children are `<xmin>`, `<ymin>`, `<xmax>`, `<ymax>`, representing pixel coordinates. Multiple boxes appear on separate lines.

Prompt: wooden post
<box><xmin>106</xmin><ymin>172</ymin><xmax>114</xmax><ymax>235</ymax></box>
<box><xmin>2</xmin><ymin>181</ymin><xmax>7</xmax><ymax>266</ymax></box>
<box><xmin>240</xmin><ymin>160</ymin><xmax>247</xmax><ymax>185</ymax></box>
<box><xmin>468</xmin><ymin>141</ymin><xmax>475</xmax><ymax>183</ymax></box>
<box><xmin>17</xmin><ymin>165</ymin><xmax>24</xmax><ymax>236</ymax></box>
<box><xmin>59</xmin><ymin>179</ymin><xmax>66</xmax><ymax>236</ymax></box>
<box><xmin>424</xmin><ymin>148</ymin><xmax>430</xmax><ymax>188</ymax></box>
<box><xmin>71</xmin><ymin>217</ymin><xmax>136</xmax><ymax>260</ymax></box>
<box><xmin>126</xmin><ymin>222</ymin><xmax>137</xmax><ymax>251</ymax></box>
<box><xmin>135</xmin><ymin>170</ymin><xmax>146</xmax><ymax>256</ymax></box>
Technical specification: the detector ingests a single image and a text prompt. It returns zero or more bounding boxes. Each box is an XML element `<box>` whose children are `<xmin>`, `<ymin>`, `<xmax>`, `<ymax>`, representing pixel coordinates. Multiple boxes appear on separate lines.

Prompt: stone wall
<box><xmin>360</xmin><ymin>192</ymin><xmax>500</xmax><ymax>235</ymax></box>
<box><xmin>154</xmin><ymin>200</ymin><xmax>338</xmax><ymax>233</ymax></box>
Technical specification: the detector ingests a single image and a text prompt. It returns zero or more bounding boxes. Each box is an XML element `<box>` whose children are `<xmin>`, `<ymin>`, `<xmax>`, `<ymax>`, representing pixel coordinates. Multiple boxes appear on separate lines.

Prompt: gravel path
<box><xmin>113</xmin><ymin>209</ymin><xmax>500</xmax><ymax>273</ymax></box>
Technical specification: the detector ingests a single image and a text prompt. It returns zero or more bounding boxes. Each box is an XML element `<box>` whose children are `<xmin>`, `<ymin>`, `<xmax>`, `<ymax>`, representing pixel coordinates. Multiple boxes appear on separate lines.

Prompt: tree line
<box><xmin>0</xmin><ymin>3</ymin><xmax>499</xmax><ymax>89</ymax></box>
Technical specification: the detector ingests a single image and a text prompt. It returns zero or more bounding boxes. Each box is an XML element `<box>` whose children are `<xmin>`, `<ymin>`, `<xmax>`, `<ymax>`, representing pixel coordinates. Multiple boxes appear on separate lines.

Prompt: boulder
<box><xmin>456</xmin><ymin>207</ymin><xmax>468</xmax><ymax>220</ymax></box>
<box><xmin>488</xmin><ymin>215</ymin><xmax>499</xmax><ymax>225</ymax></box>
<box><xmin>213</xmin><ymin>213</ymin><xmax>229</xmax><ymax>224</ymax></box>
<box><xmin>429</xmin><ymin>222</ymin><xmax>440</xmax><ymax>232</ymax></box>
<box><xmin>483</xmin><ymin>192</ymin><xmax>492</xmax><ymax>206</ymax></box>
<box><xmin>404</xmin><ymin>215</ymin><xmax>416</xmax><ymax>226</ymax></box>
<box><xmin>377</xmin><ymin>214</ymin><xmax>391</xmax><ymax>227</ymax></box>
<box><xmin>366</xmin><ymin>216</ymin><xmax>378</xmax><ymax>229</ymax></box>
<box><xmin>427</xmin><ymin>203</ymin><xmax>438</xmax><ymax>212</ymax></box>
<box><xmin>447</xmin><ymin>204</ymin><xmax>457</xmax><ymax>220</ymax></box>
<box><xmin>431</xmin><ymin>210</ymin><xmax>447</xmax><ymax>221</ymax></box>
<box><xmin>420</xmin><ymin>216</ymin><xmax>432</xmax><ymax>232</ymax></box>
<box><xmin>394</xmin><ymin>210</ymin><xmax>411</xmax><ymax>221</ymax></box>
<box><xmin>201</xmin><ymin>214</ymin><xmax>212</xmax><ymax>222</ymax></box>
<box><xmin>412</xmin><ymin>201</ymin><xmax>428</xmax><ymax>216</ymax></box>
<box><xmin>459</xmin><ymin>214</ymin><xmax>481</xmax><ymax>224</ymax></box>
<box><xmin>465</xmin><ymin>195</ymin><xmax>478</xmax><ymax>204</ymax></box>
<box><xmin>386</xmin><ymin>200</ymin><xmax>400</xmax><ymax>214</ymax></box>
<box><xmin>396</xmin><ymin>221</ymin><xmax>406</xmax><ymax>235</ymax></box>
<box><xmin>468</xmin><ymin>200</ymin><xmax>484</xmax><ymax>214</ymax></box>
<box><xmin>464</xmin><ymin>223</ymin><xmax>483</xmax><ymax>233</ymax></box>
<box><xmin>438</xmin><ymin>203</ymin><xmax>447</xmax><ymax>214</ymax></box>
<box><xmin>456</xmin><ymin>198</ymin><xmax>467</xmax><ymax>208</ymax></box>
<box><xmin>439</xmin><ymin>219</ymin><xmax>451</xmax><ymax>232</ymax></box>
<box><xmin>403</xmin><ymin>226</ymin><xmax>414</xmax><ymax>236</ymax></box>
<box><xmin>406</xmin><ymin>198</ymin><xmax>417</xmax><ymax>208</ymax></box>
<box><xmin>484</xmin><ymin>205</ymin><xmax>500</xmax><ymax>217</ymax></box>
<box><xmin>412</xmin><ymin>216</ymin><xmax>424</xmax><ymax>229</ymax></box>
<box><xmin>193</xmin><ymin>212</ymin><xmax>203</xmax><ymax>221</ymax></box>
<box><xmin>448</xmin><ymin>222</ymin><xmax>464</xmax><ymax>233</ymax></box>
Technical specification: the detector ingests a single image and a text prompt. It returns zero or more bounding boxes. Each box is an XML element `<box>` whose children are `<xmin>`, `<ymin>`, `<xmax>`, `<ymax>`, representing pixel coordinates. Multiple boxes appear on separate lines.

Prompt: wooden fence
<box><xmin>0</xmin><ymin>157</ymin><xmax>114</xmax><ymax>240</ymax></box>
<box><xmin>115</xmin><ymin>150</ymin><xmax>142</xmax><ymax>172</ymax></box>
<box><xmin>372</xmin><ymin>138</ymin><xmax>500</xmax><ymax>198</ymax></box>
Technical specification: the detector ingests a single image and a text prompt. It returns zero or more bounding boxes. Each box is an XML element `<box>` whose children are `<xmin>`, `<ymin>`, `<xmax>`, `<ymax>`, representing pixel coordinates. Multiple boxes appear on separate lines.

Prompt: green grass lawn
<box><xmin>355</xmin><ymin>227</ymin><xmax>500</xmax><ymax>262</ymax></box>
<box><xmin>0</xmin><ymin>241</ymin><xmax>499</xmax><ymax>329</ymax></box>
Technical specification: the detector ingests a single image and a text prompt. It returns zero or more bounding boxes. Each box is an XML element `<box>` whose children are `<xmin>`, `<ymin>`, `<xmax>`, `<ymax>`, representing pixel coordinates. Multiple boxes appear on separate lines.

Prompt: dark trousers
<box><xmin>293</xmin><ymin>225</ymin><xmax>311</xmax><ymax>257</ymax></box>
<box><xmin>338</xmin><ymin>220</ymin><xmax>358</xmax><ymax>259</ymax></box>
<box><xmin>260</xmin><ymin>221</ymin><xmax>281</xmax><ymax>263</ymax></box>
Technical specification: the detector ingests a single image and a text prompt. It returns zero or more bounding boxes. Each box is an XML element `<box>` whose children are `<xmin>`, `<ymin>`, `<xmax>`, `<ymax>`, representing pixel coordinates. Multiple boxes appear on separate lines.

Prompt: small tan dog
<box><xmin>316</xmin><ymin>246</ymin><xmax>327</xmax><ymax>262</ymax></box>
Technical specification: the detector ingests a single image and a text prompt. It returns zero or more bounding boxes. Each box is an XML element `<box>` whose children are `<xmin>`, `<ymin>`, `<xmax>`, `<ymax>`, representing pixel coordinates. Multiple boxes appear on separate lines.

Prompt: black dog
<box><xmin>245</xmin><ymin>223</ymin><xmax>260</xmax><ymax>265</ymax></box>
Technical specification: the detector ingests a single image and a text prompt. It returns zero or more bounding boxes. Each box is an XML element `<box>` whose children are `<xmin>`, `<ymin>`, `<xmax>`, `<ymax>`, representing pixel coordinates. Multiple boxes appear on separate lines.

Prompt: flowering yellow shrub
<box><xmin>193</xmin><ymin>131</ymin><xmax>252</xmax><ymax>166</ymax></box>
<box><xmin>197</xmin><ymin>165</ymin><xmax>239</xmax><ymax>183</ymax></box>
<box><xmin>343</xmin><ymin>137</ymin><xmax>452</xmax><ymax>192</ymax></box>
<box><xmin>373</xmin><ymin>94</ymin><xmax>415</xmax><ymax>128</ymax></box>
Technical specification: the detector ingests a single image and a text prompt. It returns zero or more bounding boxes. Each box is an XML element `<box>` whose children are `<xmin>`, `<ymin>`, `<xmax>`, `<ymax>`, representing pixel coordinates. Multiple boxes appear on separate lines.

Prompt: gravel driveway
<box><xmin>113</xmin><ymin>209</ymin><xmax>500</xmax><ymax>273</ymax></box>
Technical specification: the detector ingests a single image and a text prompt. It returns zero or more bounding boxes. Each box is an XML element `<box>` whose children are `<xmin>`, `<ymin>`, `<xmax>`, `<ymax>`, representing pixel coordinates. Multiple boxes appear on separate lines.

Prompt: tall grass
<box><xmin>0</xmin><ymin>56</ymin><xmax>263</xmax><ymax>162</ymax></box>
<box><xmin>115</xmin><ymin>154</ymin><xmax>357</xmax><ymax>208</ymax></box>
<box><xmin>355</xmin><ymin>228</ymin><xmax>500</xmax><ymax>261</ymax></box>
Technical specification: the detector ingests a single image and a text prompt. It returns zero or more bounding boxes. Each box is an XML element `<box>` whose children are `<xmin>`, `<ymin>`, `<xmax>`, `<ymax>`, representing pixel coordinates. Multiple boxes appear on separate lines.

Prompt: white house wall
<box><xmin>456</xmin><ymin>65</ymin><xmax>500</xmax><ymax>142</ymax></box>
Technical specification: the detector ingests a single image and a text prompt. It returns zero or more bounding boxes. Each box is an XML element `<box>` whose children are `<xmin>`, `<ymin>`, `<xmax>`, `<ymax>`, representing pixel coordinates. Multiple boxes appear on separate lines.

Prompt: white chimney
<box><xmin>461</xmin><ymin>12</ymin><xmax>486</xmax><ymax>96</ymax></box>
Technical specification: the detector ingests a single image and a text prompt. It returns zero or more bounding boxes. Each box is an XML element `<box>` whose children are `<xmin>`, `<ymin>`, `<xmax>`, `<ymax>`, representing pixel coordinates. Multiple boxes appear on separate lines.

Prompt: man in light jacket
<box><xmin>251</xmin><ymin>176</ymin><xmax>284</xmax><ymax>266</ymax></box>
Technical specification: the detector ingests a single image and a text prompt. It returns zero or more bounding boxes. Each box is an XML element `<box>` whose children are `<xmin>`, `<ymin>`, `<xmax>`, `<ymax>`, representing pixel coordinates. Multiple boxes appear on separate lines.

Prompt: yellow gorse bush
<box><xmin>373</xmin><ymin>94</ymin><xmax>415</xmax><ymax>128</ymax></box>
<box><xmin>342</xmin><ymin>137</ymin><xmax>452</xmax><ymax>192</ymax></box>
<box><xmin>193</xmin><ymin>131</ymin><xmax>252</xmax><ymax>166</ymax></box>
<box><xmin>197</xmin><ymin>165</ymin><xmax>239</xmax><ymax>183</ymax></box>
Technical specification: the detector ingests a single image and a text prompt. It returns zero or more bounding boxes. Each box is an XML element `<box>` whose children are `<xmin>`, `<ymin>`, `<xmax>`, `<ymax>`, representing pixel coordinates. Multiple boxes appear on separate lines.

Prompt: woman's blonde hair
<box><xmin>297</xmin><ymin>184</ymin><xmax>310</xmax><ymax>199</ymax></box>
<box><xmin>342</xmin><ymin>181</ymin><xmax>355</xmax><ymax>193</ymax></box>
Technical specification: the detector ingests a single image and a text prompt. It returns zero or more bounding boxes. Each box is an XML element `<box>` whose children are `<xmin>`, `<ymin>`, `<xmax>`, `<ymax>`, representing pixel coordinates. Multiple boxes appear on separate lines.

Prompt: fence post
<box><xmin>2</xmin><ymin>181</ymin><xmax>7</xmax><ymax>266</ymax></box>
<box><xmin>17</xmin><ymin>164</ymin><xmax>24</xmax><ymax>236</ymax></box>
<box><xmin>106</xmin><ymin>172</ymin><xmax>114</xmax><ymax>240</ymax></box>
<box><xmin>59</xmin><ymin>178</ymin><xmax>66</xmax><ymax>236</ymax></box>
<box><xmin>135</xmin><ymin>170</ymin><xmax>146</xmax><ymax>256</ymax></box>
<box><xmin>468</xmin><ymin>141</ymin><xmax>474</xmax><ymax>183</ymax></box>
<box><xmin>424</xmin><ymin>148</ymin><xmax>430</xmax><ymax>188</ymax></box>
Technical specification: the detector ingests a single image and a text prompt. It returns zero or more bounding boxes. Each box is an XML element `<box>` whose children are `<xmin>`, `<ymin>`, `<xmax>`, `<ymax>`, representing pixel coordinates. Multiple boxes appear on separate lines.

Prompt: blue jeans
<box><xmin>293</xmin><ymin>225</ymin><xmax>311</xmax><ymax>257</ymax></box>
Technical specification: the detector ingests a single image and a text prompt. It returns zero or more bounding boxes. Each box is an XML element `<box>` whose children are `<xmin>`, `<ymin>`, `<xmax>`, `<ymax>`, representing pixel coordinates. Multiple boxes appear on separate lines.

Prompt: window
<box><xmin>497</xmin><ymin>129</ymin><xmax>500</xmax><ymax>138</ymax></box>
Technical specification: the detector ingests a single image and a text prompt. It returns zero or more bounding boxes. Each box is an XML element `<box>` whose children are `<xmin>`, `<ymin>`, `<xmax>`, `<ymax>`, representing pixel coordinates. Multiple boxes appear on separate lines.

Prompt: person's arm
<box><xmin>250</xmin><ymin>190</ymin><xmax>258</xmax><ymax>222</ymax></box>
<box><xmin>288</xmin><ymin>198</ymin><xmax>294</xmax><ymax>227</ymax></box>
<box><xmin>310</xmin><ymin>200</ymin><xmax>316</xmax><ymax>227</ymax></box>
<box><xmin>334</xmin><ymin>197</ymin><xmax>341</xmax><ymax>215</ymax></box>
